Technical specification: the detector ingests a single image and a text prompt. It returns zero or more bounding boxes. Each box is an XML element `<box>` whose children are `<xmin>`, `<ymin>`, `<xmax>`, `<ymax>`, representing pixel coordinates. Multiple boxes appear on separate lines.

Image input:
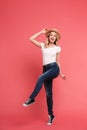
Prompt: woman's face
<box><xmin>48</xmin><ymin>32</ymin><xmax>57</xmax><ymax>43</ymax></box>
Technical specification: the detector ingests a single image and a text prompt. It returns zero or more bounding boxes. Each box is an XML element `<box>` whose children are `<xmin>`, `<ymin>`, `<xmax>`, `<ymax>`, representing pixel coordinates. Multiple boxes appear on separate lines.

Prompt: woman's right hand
<box><xmin>41</xmin><ymin>28</ymin><xmax>47</xmax><ymax>34</ymax></box>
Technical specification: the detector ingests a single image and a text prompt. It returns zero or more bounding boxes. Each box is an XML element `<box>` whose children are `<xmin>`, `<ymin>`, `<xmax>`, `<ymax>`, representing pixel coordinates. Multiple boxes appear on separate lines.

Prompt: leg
<box><xmin>23</xmin><ymin>63</ymin><xmax>59</xmax><ymax>107</ymax></box>
<box><xmin>29</xmin><ymin>63</ymin><xmax>59</xmax><ymax>99</ymax></box>
<box><xmin>44</xmin><ymin>79</ymin><xmax>55</xmax><ymax>125</ymax></box>
<box><xmin>44</xmin><ymin>79</ymin><xmax>53</xmax><ymax>115</ymax></box>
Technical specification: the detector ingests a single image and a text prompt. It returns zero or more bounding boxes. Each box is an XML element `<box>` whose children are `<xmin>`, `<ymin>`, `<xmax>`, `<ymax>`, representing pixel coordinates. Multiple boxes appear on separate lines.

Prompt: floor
<box><xmin>0</xmin><ymin>114</ymin><xmax>87</xmax><ymax>130</ymax></box>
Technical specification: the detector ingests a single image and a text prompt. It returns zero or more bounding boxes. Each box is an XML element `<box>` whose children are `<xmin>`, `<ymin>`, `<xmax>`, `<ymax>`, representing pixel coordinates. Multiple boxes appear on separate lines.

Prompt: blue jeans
<box><xmin>30</xmin><ymin>62</ymin><xmax>60</xmax><ymax>115</ymax></box>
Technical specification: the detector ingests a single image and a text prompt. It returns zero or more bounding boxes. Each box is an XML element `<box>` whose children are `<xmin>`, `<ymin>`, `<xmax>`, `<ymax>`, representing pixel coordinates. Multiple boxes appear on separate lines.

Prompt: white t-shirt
<box><xmin>41</xmin><ymin>42</ymin><xmax>61</xmax><ymax>65</ymax></box>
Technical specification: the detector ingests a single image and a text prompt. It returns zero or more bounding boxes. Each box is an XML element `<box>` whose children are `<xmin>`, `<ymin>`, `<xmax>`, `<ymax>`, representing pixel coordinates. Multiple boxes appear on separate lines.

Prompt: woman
<box><xmin>23</xmin><ymin>28</ymin><xmax>66</xmax><ymax>125</ymax></box>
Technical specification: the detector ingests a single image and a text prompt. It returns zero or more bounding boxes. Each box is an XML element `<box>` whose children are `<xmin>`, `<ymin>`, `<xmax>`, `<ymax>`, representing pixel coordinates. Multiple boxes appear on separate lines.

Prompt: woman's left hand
<box><xmin>60</xmin><ymin>73</ymin><xmax>66</xmax><ymax>80</ymax></box>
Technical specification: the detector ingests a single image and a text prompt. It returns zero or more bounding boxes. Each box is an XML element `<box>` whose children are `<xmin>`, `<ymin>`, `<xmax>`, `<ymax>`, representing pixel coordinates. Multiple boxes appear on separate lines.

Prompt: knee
<box><xmin>38</xmin><ymin>75</ymin><xmax>44</xmax><ymax>82</ymax></box>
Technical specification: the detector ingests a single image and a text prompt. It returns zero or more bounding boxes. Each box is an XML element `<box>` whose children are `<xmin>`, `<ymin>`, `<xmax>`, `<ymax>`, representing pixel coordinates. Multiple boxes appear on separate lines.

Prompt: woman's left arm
<box><xmin>56</xmin><ymin>53</ymin><xmax>66</xmax><ymax>80</ymax></box>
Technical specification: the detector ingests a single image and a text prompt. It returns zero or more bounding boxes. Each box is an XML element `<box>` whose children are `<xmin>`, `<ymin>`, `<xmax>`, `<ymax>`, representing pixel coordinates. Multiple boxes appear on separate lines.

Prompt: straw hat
<box><xmin>45</xmin><ymin>28</ymin><xmax>61</xmax><ymax>40</ymax></box>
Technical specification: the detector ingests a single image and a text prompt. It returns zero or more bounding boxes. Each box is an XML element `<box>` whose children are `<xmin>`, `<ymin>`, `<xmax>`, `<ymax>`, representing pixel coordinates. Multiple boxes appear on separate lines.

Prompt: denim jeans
<box><xmin>29</xmin><ymin>62</ymin><xmax>60</xmax><ymax>115</ymax></box>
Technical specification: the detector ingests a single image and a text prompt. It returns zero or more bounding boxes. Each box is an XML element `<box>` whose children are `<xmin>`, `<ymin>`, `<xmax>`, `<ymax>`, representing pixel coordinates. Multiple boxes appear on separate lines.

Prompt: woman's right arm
<box><xmin>29</xmin><ymin>29</ymin><xmax>47</xmax><ymax>48</ymax></box>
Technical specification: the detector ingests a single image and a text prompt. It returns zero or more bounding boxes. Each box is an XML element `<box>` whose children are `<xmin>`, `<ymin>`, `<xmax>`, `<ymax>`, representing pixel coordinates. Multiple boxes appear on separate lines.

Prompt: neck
<box><xmin>48</xmin><ymin>38</ymin><xmax>55</xmax><ymax>45</ymax></box>
<box><xmin>49</xmin><ymin>42</ymin><xmax>54</xmax><ymax>45</ymax></box>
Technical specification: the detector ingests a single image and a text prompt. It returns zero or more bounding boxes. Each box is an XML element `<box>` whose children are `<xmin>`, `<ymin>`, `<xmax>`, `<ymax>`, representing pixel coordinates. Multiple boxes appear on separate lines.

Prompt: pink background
<box><xmin>0</xmin><ymin>0</ymin><xmax>87</xmax><ymax>130</ymax></box>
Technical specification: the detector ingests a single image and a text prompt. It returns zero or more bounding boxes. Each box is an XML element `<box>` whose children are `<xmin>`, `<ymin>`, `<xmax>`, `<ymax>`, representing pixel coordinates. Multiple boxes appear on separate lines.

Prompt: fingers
<box><xmin>41</xmin><ymin>28</ymin><xmax>47</xmax><ymax>34</ymax></box>
<box><xmin>60</xmin><ymin>74</ymin><xmax>66</xmax><ymax>80</ymax></box>
<box><xmin>62</xmin><ymin>75</ymin><xmax>66</xmax><ymax>80</ymax></box>
<box><xmin>63</xmin><ymin>76</ymin><xmax>66</xmax><ymax>80</ymax></box>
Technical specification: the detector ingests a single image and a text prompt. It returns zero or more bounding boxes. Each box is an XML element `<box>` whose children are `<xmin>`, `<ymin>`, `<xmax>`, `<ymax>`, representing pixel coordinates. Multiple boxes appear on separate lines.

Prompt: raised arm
<box><xmin>29</xmin><ymin>29</ymin><xmax>47</xmax><ymax>48</ymax></box>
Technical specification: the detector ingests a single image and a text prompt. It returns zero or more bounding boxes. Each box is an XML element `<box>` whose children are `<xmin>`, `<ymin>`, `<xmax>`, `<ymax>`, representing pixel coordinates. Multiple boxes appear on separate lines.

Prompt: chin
<box><xmin>50</xmin><ymin>40</ymin><xmax>55</xmax><ymax>43</ymax></box>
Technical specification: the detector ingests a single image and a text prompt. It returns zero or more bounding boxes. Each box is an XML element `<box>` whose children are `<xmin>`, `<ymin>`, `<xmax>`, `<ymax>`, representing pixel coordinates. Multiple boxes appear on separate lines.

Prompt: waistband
<box><xmin>43</xmin><ymin>62</ymin><xmax>57</xmax><ymax>68</ymax></box>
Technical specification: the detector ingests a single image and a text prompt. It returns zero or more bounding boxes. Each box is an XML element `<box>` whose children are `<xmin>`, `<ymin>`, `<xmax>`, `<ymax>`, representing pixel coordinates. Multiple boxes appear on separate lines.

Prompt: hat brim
<box><xmin>45</xmin><ymin>29</ymin><xmax>61</xmax><ymax>39</ymax></box>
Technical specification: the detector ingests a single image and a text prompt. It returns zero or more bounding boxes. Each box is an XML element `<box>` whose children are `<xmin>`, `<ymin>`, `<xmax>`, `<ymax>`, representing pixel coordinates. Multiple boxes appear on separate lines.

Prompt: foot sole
<box><xmin>22</xmin><ymin>101</ymin><xmax>35</xmax><ymax>107</ymax></box>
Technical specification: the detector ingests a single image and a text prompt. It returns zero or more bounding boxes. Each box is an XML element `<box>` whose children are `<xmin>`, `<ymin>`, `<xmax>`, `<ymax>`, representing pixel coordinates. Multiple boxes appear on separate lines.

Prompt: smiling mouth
<box><xmin>51</xmin><ymin>38</ymin><xmax>54</xmax><ymax>41</ymax></box>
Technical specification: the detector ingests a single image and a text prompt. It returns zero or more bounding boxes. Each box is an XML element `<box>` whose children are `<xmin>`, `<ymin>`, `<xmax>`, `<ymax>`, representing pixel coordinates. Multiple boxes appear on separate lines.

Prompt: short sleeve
<box><xmin>40</xmin><ymin>42</ymin><xmax>44</xmax><ymax>50</ymax></box>
<box><xmin>56</xmin><ymin>46</ymin><xmax>61</xmax><ymax>54</ymax></box>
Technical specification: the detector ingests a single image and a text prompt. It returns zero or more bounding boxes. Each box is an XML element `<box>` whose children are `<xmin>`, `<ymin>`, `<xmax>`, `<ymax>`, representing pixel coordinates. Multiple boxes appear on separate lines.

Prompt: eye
<box><xmin>50</xmin><ymin>34</ymin><xmax>53</xmax><ymax>36</ymax></box>
<box><xmin>50</xmin><ymin>34</ymin><xmax>56</xmax><ymax>37</ymax></box>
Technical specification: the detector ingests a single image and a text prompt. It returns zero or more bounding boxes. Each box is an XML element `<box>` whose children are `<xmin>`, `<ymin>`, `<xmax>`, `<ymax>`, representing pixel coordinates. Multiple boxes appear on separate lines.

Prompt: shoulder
<box><xmin>40</xmin><ymin>42</ymin><xmax>45</xmax><ymax>49</ymax></box>
<box><xmin>40</xmin><ymin>42</ymin><xmax>45</xmax><ymax>46</ymax></box>
<box><xmin>56</xmin><ymin>45</ymin><xmax>61</xmax><ymax>53</ymax></box>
